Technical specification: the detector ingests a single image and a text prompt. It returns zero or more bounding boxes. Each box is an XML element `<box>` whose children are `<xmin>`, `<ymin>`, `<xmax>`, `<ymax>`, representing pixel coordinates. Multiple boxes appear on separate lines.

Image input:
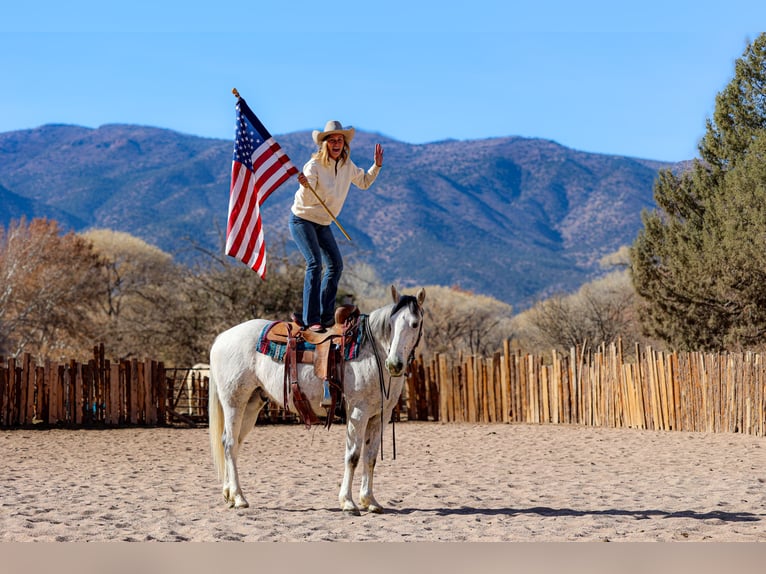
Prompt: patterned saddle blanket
<box><xmin>254</xmin><ymin>306</ymin><xmax>365</xmax><ymax>429</ymax></box>
<box><xmin>256</xmin><ymin>317</ymin><xmax>365</xmax><ymax>362</ymax></box>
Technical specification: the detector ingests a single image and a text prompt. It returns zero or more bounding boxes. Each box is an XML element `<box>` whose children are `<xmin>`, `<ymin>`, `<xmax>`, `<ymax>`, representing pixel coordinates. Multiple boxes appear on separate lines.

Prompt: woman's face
<box><xmin>325</xmin><ymin>135</ymin><xmax>345</xmax><ymax>160</ymax></box>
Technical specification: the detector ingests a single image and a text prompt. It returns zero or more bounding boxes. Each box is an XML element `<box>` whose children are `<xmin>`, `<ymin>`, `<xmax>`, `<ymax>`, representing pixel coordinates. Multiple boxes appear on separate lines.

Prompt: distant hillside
<box><xmin>0</xmin><ymin>124</ymin><xmax>679</xmax><ymax>309</ymax></box>
<box><xmin>0</xmin><ymin>178</ymin><xmax>86</xmax><ymax>229</ymax></box>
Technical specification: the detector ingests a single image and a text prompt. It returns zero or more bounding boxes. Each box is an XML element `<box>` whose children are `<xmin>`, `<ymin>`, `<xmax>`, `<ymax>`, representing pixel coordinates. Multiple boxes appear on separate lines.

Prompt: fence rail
<box><xmin>4</xmin><ymin>340</ymin><xmax>766</xmax><ymax>435</ymax></box>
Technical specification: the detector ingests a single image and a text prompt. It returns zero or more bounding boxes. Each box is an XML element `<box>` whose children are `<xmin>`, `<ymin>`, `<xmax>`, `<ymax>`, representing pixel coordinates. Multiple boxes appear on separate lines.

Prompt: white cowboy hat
<box><xmin>312</xmin><ymin>120</ymin><xmax>355</xmax><ymax>145</ymax></box>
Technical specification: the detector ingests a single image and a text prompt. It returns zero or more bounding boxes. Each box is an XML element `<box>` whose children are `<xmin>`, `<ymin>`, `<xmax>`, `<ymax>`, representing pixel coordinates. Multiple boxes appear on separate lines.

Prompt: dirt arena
<box><xmin>2</xmin><ymin>421</ymin><xmax>766</xmax><ymax>543</ymax></box>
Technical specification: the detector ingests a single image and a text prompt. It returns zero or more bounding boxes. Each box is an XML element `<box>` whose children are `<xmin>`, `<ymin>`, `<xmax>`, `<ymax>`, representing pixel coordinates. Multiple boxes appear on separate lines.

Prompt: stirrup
<box><xmin>321</xmin><ymin>380</ymin><xmax>332</xmax><ymax>407</ymax></box>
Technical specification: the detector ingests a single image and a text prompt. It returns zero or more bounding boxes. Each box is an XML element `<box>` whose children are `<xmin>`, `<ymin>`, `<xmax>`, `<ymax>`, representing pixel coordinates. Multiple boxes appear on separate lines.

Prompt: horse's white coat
<box><xmin>208</xmin><ymin>286</ymin><xmax>425</xmax><ymax>514</ymax></box>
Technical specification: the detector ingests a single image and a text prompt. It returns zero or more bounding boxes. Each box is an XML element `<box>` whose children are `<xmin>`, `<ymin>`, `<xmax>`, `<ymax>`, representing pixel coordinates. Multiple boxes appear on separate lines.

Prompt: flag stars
<box><xmin>233</xmin><ymin>118</ymin><xmax>267</xmax><ymax>169</ymax></box>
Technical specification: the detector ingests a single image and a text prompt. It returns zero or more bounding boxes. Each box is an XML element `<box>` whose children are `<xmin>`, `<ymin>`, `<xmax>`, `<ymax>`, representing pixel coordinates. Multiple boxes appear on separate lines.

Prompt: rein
<box><xmin>365</xmin><ymin>318</ymin><xmax>390</xmax><ymax>460</ymax></box>
<box><xmin>365</xmin><ymin>303</ymin><xmax>424</xmax><ymax>462</ymax></box>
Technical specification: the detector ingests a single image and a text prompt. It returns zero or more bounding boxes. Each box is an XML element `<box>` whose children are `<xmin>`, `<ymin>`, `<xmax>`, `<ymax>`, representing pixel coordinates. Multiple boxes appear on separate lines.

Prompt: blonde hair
<box><xmin>313</xmin><ymin>138</ymin><xmax>350</xmax><ymax>167</ymax></box>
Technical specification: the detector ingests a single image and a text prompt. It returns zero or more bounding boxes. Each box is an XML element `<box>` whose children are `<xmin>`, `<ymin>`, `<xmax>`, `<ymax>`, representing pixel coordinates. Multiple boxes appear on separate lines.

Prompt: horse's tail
<box><xmin>208</xmin><ymin>364</ymin><xmax>225</xmax><ymax>481</ymax></box>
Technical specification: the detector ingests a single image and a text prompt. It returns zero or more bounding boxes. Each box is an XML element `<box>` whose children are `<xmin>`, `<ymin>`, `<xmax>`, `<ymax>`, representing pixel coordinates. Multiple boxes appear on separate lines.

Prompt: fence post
<box><xmin>425</xmin><ymin>358</ymin><xmax>439</xmax><ymax>422</ymax></box>
<box><xmin>551</xmin><ymin>349</ymin><xmax>561</xmax><ymax>424</ymax></box>
<box><xmin>465</xmin><ymin>356</ymin><xmax>475</xmax><ymax>423</ymax></box>
<box><xmin>436</xmin><ymin>354</ymin><xmax>450</xmax><ymax>422</ymax></box>
<box><xmin>45</xmin><ymin>361</ymin><xmax>55</xmax><ymax>424</ymax></box>
<box><xmin>21</xmin><ymin>353</ymin><xmax>33</xmax><ymax>425</ymax></box>
<box><xmin>541</xmin><ymin>360</ymin><xmax>550</xmax><ymax>423</ymax></box>
<box><xmin>479</xmin><ymin>356</ymin><xmax>489</xmax><ymax>423</ymax></box>
<box><xmin>491</xmin><ymin>352</ymin><xmax>501</xmax><ymax>422</ymax></box>
<box><xmin>129</xmin><ymin>360</ymin><xmax>138</xmax><ymax>424</ymax></box>
<box><xmin>36</xmin><ymin>365</ymin><xmax>46</xmax><ymax>424</ymax></box>
<box><xmin>156</xmin><ymin>361</ymin><xmax>167</xmax><ymax>426</ymax></box>
<box><xmin>500</xmin><ymin>341</ymin><xmax>510</xmax><ymax>423</ymax></box>
<box><xmin>55</xmin><ymin>364</ymin><xmax>64</xmax><ymax>426</ymax></box>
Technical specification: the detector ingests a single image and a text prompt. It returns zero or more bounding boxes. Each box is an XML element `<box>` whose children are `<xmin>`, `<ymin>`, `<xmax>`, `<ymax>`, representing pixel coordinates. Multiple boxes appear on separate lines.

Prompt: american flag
<box><xmin>226</xmin><ymin>97</ymin><xmax>298</xmax><ymax>279</ymax></box>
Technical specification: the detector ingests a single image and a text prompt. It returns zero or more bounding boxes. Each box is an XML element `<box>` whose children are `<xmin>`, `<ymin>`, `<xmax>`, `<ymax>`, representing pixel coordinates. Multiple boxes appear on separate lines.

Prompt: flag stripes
<box><xmin>225</xmin><ymin>97</ymin><xmax>298</xmax><ymax>279</ymax></box>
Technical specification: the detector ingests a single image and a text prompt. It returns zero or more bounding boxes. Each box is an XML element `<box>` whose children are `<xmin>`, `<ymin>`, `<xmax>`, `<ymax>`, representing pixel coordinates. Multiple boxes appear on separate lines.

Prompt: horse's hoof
<box><xmin>359</xmin><ymin>497</ymin><xmax>383</xmax><ymax>513</ymax></box>
<box><xmin>341</xmin><ymin>501</ymin><xmax>360</xmax><ymax>516</ymax></box>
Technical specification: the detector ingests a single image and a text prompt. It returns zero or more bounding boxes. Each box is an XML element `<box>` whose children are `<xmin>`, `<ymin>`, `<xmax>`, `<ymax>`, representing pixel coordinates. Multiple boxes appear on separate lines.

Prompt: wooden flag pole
<box><xmin>302</xmin><ymin>182</ymin><xmax>352</xmax><ymax>242</ymax></box>
<box><xmin>231</xmin><ymin>87</ymin><xmax>352</xmax><ymax>242</ymax></box>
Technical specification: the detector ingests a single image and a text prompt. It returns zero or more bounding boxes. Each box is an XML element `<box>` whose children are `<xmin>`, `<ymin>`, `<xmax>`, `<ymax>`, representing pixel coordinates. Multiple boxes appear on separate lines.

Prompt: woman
<box><xmin>291</xmin><ymin>120</ymin><xmax>384</xmax><ymax>333</ymax></box>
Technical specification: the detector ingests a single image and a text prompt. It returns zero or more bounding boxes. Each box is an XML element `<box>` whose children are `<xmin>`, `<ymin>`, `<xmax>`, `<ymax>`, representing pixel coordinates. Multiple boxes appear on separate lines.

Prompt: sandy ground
<box><xmin>2</xmin><ymin>421</ymin><xmax>766</xmax><ymax>543</ymax></box>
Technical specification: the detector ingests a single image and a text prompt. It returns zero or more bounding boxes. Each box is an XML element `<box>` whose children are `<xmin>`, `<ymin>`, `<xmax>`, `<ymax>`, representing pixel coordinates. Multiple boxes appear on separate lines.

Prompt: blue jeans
<box><xmin>289</xmin><ymin>213</ymin><xmax>344</xmax><ymax>326</ymax></box>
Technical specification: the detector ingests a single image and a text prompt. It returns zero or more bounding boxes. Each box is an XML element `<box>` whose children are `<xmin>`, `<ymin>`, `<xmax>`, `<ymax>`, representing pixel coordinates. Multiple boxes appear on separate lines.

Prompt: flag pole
<box><xmin>302</xmin><ymin>182</ymin><xmax>352</xmax><ymax>242</ymax></box>
<box><xmin>231</xmin><ymin>87</ymin><xmax>352</xmax><ymax>242</ymax></box>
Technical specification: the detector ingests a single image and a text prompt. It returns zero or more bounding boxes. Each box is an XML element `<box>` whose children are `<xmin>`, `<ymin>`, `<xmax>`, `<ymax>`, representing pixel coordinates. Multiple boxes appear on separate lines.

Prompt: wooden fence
<box><xmin>0</xmin><ymin>345</ymin><xmax>167</xmax><ymax>427</ymax></box>
<box><xmin>405</xmin><ymin>340</ymin><xmax>766</xmax><ymax>436</ymax></box>
<box><xmin>4</xmin><ymin>340</ymin><xmax>766</xmax><ymax>435</ymax></box>
<box><xmin>0</xmin><ymin>349</ymin><xmax>305</xmax><ymax>428</ymax></box>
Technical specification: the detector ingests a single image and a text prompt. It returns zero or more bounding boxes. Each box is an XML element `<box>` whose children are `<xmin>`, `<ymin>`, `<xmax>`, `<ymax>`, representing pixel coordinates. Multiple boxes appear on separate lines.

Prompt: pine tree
<box><xmin>631</xmin><ymin>33</ymin><xmax>766</xmax><ymax>351</ymax></box>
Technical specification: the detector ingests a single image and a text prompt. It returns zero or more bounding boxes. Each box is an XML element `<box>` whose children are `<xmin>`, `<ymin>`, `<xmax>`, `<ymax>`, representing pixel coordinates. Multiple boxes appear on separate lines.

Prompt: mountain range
<box><xmin>0</xmin><ymin>124</ymin><xmax>681</xmax><ymax>309</ymax></box>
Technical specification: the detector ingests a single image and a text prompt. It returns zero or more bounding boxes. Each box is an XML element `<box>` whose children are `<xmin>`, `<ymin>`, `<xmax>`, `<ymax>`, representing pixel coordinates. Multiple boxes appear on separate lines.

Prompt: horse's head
<box><xmin>385</xmin><ymin>285</ymin><xmax>426</xmax><ymax>376</ymax></box>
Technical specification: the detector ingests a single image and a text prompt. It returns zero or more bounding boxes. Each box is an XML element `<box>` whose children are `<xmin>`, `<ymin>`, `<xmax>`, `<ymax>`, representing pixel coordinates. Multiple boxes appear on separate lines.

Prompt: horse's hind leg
<box><xmin>221</xmin><ymin>404</ymin><xmax>250</xmax><ymax>509</ymax></box>
<box><xmin>221</xmin><ymin>390</ymin><xmax>267</xmax><ymax>509</ymax></box>
<box><xmin>359</xmin><ymin>416</ymin><xmax>384</xmax><ymax>513</ymax></box>
<box><xmin>239</xmin><ymin>390</ymin><xmax>267</xmax><ymax>446</ymax></box>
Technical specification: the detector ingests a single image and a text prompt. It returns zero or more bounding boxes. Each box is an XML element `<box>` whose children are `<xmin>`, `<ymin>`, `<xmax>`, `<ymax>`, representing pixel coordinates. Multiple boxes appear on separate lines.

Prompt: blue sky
<box><xmin>2</xmin><ymin>1</ymin><xmax>765</xmax><ymax>162</ymax></box>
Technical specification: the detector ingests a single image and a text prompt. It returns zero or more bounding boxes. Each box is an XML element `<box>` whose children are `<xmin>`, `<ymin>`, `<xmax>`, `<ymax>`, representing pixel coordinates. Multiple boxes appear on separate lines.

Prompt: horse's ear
<box><xmin>390</xmin><ymin>285</ymin><xmax>399</xmax><ymax>303</ymax></box>
<box><xmin>416</xmin><ymin>288</ymin><xmax>426</xmax><ymax>306</ymax></box>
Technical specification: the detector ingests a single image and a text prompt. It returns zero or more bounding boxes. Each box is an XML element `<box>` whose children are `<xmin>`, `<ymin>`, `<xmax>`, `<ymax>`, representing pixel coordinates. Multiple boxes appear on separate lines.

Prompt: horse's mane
<box><xmin>366</xmin><ymin>295</ymin><xmax>421</xmax><ymax>345</ymax></box>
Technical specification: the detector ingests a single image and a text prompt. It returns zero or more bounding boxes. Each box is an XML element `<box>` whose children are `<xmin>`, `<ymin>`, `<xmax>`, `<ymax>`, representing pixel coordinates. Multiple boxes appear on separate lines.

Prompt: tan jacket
<box><xmin>291</xmin><ymin>156</ymin><xmax>381</xmax><ymax>225</ymax></box>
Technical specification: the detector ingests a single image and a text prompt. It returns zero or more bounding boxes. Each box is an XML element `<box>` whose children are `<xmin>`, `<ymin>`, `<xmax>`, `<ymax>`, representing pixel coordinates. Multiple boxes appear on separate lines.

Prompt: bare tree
<box><xmin>515</xmin><ymin>269</ymin><xmax>643</xmax><ymax>354</ymax></box>
<box><xmin>159</xmin><ymin>236</ymin><xmax>306</xmax><ymax>366</ymax></box>
<box><xmin>84</xmin><ymin>229</ymin><xmax>306</xmax><ymax>366</ymax></box>
<box><xmin>0</xmin><ymin>218</ymin><xmax>104</xmax><ymax>360</ymax></box>
<box><xmin>339</xmin><ymin>261</ymin><xmax>388</xmax><ymax>308</ymax></box>
<box><xmin>419</xmin><ymin>285</ymin><xmax>514</xmax><ymax>357</ymax></box>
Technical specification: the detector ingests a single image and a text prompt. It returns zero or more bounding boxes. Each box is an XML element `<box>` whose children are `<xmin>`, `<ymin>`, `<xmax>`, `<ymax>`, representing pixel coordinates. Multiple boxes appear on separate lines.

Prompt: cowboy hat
<box><xmin>312</xmin><ymin>120</ymin><xmax>355</xmax><ymax>145</ymax></box>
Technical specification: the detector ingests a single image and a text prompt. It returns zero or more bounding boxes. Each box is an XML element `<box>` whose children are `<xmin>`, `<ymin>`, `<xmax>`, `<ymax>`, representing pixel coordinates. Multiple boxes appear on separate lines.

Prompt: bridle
<box><xmin>365</xmin><ymin>298</ymin><xmax>424</xmax><ymax>460</ymax></box>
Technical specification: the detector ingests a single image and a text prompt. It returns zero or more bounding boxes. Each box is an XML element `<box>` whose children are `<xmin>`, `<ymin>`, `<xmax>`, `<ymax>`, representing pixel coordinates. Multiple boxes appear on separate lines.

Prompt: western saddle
<box><xmin>263</xmin><ymin>305</ymin><xmax>361</xmax><ymax>428</ymax></box>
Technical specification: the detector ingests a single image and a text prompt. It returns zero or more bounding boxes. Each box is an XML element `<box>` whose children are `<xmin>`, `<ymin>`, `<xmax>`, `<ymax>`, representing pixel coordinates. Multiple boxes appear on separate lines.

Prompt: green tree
<box><xmin>631</xmin><ymin>34</ymin><xmax>766</xmax><ymax>350</ymax></box>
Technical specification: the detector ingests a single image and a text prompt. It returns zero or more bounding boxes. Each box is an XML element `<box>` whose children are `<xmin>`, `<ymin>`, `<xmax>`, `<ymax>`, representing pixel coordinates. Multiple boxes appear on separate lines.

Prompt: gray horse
<box><xmin>208</xmin><ymin>286</ymin><xmax>425</xmax><ymax>515</ymax></box>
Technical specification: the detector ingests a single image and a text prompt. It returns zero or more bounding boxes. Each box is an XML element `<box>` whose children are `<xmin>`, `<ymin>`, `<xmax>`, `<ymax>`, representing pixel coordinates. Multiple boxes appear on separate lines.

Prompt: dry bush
<box><xmin>84</xmin><ymin>229</ymin><xmax>187</xmax><ymax>363</ymax></box>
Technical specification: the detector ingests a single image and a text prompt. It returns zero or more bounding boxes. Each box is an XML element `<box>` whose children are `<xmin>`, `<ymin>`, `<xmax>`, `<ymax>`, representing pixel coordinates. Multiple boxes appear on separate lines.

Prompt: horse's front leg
<box><xmin>359</xmin><ymin>415</ymin><xmax>384</xmax><ymax>513</ymax></box>
<box><xmin>339</xmin><ymin>407</ymin><xmax>366</xmax><ymax>516</ymax></box>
